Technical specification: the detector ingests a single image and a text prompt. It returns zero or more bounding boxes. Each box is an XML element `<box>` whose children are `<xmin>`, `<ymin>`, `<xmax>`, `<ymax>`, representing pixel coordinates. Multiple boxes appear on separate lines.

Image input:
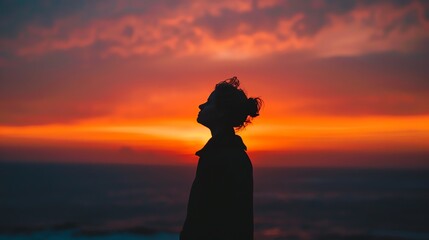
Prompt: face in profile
<box><xmin>197</xmin><ymin>91</ymin><xmax>222</xmax><ymax>129</ymax></box>
<box><xmin>197</xmin><ymin>77</ymin><xmax>263</xmax><ymax>131</ymax></box>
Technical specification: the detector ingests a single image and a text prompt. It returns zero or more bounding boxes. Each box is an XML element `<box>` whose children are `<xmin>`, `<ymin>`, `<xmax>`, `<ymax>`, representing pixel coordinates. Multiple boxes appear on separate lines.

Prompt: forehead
<box><xmin>207</xmin><ymin>91</ymin><xmax>217</xmax><ymax>101</ymax></box>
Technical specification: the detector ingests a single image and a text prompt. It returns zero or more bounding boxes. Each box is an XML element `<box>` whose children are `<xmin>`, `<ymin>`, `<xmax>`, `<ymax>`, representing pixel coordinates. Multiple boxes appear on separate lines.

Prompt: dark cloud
<box><xmin>194</xmin><ymin>0</ymin><xmax>427</xmax><ymax>39</ymax></box>
<box><xmin>0</xmin><ymin>0</ymin><xmax>93</xmax><ymax>38</ymax></box>
<box><xmin>2</xmin><ymin>0</ymin><xmax>426</xmax><ymax>45</ymax></box>
<box><xmin>194</xmin><ymin>2</ymin><xmax>332</xmax><ymax>38</ymax></box>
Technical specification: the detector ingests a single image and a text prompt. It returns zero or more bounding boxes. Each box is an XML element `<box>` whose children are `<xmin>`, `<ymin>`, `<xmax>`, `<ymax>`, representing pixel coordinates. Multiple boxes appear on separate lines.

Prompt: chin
<box><xmin>196</xmin><ymin>118</ymin><xmax>209</xmax><ymax>128</ymax></box>
<box><xmin>197</xmin><ymin>118</ymin><xmax>205</xmax><ymax>126</ymax></box>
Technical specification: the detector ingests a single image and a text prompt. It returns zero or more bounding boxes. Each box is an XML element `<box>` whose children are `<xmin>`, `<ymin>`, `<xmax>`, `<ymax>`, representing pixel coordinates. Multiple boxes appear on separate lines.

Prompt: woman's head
<box><xmin>197</xmin><ymin>76</ymin><xmax>263</xmax><ymax>131</ymax></box>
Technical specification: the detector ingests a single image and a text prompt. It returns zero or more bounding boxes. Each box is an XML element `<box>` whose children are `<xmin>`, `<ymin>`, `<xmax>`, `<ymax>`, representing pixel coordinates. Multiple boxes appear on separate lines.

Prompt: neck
<box><xmin>209</xmin><ymin>126</ymin><xmax>234</xmax><ymax>138</ymax></box>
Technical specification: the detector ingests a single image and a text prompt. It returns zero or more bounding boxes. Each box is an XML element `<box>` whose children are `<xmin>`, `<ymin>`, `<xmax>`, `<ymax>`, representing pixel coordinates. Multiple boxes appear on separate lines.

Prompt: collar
<box><xmin>195</xmin><ymin>130</ymin><xmax>247</xmax><ymax>157</ymax></box>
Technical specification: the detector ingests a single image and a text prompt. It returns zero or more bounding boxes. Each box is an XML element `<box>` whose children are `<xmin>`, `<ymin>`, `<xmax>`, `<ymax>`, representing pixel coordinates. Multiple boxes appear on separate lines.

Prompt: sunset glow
<box><xmin>1</xmin><ymin>0</ymin><xmax>429</xmax><ymax>167</ymax></box>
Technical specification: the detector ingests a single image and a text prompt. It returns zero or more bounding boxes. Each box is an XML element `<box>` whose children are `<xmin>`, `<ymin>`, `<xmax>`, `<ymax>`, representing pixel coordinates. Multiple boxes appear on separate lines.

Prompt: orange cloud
<box><xmin>313</xmin><ymin>1</ymin><xmax>429</xmax><ymax>57</ymax></box>
<box><xmin>8</xmin><ymin>1</ymin><xmax>429</xmax><ymax>59</ymax></box>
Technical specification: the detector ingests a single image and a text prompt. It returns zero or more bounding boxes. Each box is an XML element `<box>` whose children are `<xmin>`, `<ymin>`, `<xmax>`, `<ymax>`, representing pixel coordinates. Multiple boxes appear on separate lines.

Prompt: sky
<box><xmin>1</xmin><ymin>0</ymin><xmax>429</xmax><ymax>167</ymax></box>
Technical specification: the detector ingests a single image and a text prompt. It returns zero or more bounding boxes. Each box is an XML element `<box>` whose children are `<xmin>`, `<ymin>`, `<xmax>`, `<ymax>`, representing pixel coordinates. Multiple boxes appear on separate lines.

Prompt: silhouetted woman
<box><xmin>180</xmin><ymin>77</ymin><xmax>262</xmax><ymax>240</ymax></box>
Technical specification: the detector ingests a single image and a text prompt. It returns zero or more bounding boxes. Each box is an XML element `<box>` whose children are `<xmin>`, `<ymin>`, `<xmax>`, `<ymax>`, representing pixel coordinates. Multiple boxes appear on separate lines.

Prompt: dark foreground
<box><xmin>1</xmin><ymin>162</ymin><xmax>428</xmax><ymax>240</ymax></box>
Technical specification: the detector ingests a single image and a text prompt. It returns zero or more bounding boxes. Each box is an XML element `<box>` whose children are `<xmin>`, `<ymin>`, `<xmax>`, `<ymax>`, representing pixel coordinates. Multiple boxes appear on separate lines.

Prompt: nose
<box><xmin>199</xmin><ymin>103</ymin><xmax>205</xmax><ymax>110</ymax></box>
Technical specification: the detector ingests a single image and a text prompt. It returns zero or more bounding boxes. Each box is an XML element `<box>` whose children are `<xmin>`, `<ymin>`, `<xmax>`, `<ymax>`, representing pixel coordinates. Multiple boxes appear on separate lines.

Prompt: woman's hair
<box><xmin>213</xmin><ymin>76</ymin><xmax>263</xmax><ymax>130</ymax></box>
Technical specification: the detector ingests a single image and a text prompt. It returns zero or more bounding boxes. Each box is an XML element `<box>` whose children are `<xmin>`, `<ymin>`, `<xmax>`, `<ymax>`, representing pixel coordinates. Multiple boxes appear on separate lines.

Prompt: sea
<box><xmin>1</xmin><ymin>162</ymin><xmax>428</xmax><ymax>240</ymax></box>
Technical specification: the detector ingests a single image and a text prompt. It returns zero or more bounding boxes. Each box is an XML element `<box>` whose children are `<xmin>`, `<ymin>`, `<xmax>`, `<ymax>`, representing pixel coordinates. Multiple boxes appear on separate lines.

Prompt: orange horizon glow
<box><xmin>2</xmin><ymin>115</ymin><xmax>429</xmax><ymax>152</ymax></box>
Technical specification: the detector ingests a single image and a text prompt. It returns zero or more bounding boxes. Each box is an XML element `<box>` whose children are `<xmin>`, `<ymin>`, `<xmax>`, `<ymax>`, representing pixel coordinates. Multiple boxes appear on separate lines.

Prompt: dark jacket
<box><xmin>180</xmin><ymin>130</ymin><xmax>254</xmax><ymax>240</ymax></box>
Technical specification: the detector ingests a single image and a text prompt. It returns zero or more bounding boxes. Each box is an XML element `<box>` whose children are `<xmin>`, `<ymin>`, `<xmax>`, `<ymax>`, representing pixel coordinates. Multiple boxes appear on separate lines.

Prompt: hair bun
<box><xmin>246</xmin><ymin>97</ymin><xmax>262</xmax><ymax>118</ymax></box>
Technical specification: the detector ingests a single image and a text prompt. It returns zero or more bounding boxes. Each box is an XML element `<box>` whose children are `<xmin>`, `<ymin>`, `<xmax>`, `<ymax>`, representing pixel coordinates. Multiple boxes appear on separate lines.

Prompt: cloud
<box><xmin>1</xmin><ymin>0</ymin><xmax>428</xmax><ymax>60</ymax></box>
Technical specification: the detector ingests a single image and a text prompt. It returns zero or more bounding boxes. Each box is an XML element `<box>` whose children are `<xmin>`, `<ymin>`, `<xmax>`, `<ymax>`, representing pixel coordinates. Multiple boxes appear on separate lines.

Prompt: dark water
<box><xmin>1</xmin><ymin>162</ymin><xmax>428</xmax><ymax>240</ymax></box>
